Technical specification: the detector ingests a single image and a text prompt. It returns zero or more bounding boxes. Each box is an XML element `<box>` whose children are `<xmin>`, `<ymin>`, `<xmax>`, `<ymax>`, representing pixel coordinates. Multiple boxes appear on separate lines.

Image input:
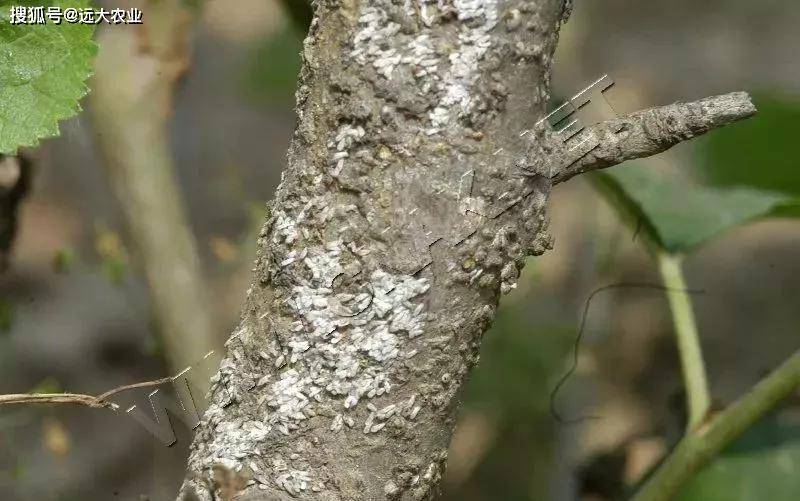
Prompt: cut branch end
<box><xmin>552</xmin><ymin>91</ymin><xmax>757</xmax><ymax>183</ymax></box>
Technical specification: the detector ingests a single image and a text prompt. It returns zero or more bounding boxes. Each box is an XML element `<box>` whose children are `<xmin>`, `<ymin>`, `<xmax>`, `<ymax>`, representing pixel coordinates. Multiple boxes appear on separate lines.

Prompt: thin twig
<box><xmin>96</xmin><ymin>377</ymin><xmax>172</xmax><ymax>401</ymax></box>
<box><xmin>0</xmin><ymin>377</ymin><xmax>173</xmax><ymax>413</ymax></box>
<box><xmin>0</xmin><ymin>393</ymin><xmax>115</xmax><ymax>410</ymax></box>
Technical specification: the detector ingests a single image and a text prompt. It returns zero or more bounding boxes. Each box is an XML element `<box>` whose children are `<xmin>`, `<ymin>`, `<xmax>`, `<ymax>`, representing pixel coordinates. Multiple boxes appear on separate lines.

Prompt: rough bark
<box><xmin>177</xmin><ymin>1</ymin><xmax>753</xmax><ymax>499</ymax></box>
<box><xmin>89</xmin><ymin>0</ymin><xmax>217</xmax><ymax>379</ymax></box>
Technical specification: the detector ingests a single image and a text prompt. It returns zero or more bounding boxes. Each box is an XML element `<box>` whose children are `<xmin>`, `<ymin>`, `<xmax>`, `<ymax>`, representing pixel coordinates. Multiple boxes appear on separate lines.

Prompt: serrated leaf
<box><xmin>677</xmin><ymin>419</ymin><xmax>800</xmax><ymax>501</ymax></box>
<box><xmin>0</xmin><ymin>0</ymin><xmax>97</xmax><ymax>154</ymax></box>
<box><xmin>592</xmin><ymin>166</ymin><xmax>791</xmax><ymax>254</ymax></box>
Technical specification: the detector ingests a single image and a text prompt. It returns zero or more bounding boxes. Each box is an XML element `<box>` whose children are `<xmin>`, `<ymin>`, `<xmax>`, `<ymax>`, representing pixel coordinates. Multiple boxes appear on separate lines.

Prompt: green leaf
<box><xmin>592</xmin><ymin>93</ymin><xmax>800</xmax><ymax>254</ymax></box>
<box><xmin>699</xmin><ymin>94</ymin><xmax>800</xmax><ymax>198</ymax></box>
<box><xmin>696</xmin><ymin>94</ymin><xmax>800</xmax><ymax>217</ymax></box>
<box><xmin>592</xmin><ymin>166</ymin><xmax>791</xmax><ymax>254</ymax></box>
<box><xmin>678</xmin><ymin>419</ymin><xmax>800</xmax><ymax>501</ymax></box>
<box><xmin>0</xmin><ymin>0</ymin><xmax>97</xmax><ymax>154</ymax></box>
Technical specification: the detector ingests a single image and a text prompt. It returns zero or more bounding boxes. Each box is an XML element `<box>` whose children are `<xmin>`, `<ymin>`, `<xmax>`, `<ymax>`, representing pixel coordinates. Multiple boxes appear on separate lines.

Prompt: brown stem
<box><xmin>0</xmin><ymin>377</ymin><xmax>175</xmax><ymax>412</ymax></box>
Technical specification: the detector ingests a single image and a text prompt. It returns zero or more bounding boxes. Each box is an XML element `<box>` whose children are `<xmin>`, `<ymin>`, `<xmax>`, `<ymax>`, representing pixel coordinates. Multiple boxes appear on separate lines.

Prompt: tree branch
<box><xmin>0</xmin><ymin>393</ymin><xmax>115</xmax><ymax>410</ymax></box>
<box><xmin>550</xmin><ymin>91</ymin><xmax>756</xmax><ymax>183</ymax></box>
<box><xmin>632</xmin><ymin>349</ymin><xmax>800</xmax><ymax>501</ymax></box>
<box><xmin>90</xmin><ymin>0</ymin><xmax>217</xmax><ymax>384</ymax></box>
<box><xmin>0</xmin><ymin>377</ymin><xmax>173</xmax><ymax>412</ymax></box>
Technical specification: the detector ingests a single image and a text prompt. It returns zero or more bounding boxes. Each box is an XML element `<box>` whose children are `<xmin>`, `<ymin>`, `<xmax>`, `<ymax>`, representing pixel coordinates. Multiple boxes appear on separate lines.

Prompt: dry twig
<box><xmin>0</xmin><ymin>377</ymin><xmax>173</xmax><ymax>412</ymax></box>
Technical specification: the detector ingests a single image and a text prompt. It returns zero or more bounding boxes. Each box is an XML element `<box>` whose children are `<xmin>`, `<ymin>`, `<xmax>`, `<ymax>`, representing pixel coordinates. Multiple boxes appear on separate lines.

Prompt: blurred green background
<box><xmin>1</xmin><ymin>0</ymin><xmax>799</xmax><ymax>500</ymax></box>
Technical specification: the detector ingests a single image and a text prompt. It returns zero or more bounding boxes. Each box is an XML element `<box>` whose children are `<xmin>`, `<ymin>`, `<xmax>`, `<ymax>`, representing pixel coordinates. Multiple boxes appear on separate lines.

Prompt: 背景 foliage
<box><xmin>678</xmin><ymin>419</ymin><xmax>800</xmax><ymax>501</ymax></box>
<box><xmin>0</xmin><ymin>0</ymin><xmax>96</xmax><ymax>154</ymax></box>
<box><xmin>592</xmin><ymin>93</ymin><xmax>800</xmax><ymax>499</ymax></box>
<box><xmin>592</xmin><ymin>94</ymin><xmax>800</xmax><ymax>255</ymax></box>
<box><xmin>593</xmin><ymin>166</ymin><xmax>790</xmax><ymax>254</ymax></box>
<box><xmin>699</xmin><ymin>94</ymin><xmax>800</xmax><ymax>217</ymax></box>
<box><xmin>247</xmin><ymin>25</ymin><xmax>303</xmax><ymax>103</ymax></box>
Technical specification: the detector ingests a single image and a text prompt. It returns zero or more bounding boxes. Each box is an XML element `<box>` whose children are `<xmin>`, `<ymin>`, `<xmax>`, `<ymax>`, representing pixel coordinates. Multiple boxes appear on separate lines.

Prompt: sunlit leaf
<box><xmin>0</xmin><ymin>0</ymin><xmax>97</xmax><ymax>153</ymax></box>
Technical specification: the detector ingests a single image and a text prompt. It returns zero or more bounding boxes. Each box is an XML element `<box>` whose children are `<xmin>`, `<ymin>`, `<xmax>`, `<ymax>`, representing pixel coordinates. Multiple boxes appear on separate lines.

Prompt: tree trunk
<box><xmin>177</xmin><ymin>1</ymin><xmax>753</xmax><ymax>499</ymax></box>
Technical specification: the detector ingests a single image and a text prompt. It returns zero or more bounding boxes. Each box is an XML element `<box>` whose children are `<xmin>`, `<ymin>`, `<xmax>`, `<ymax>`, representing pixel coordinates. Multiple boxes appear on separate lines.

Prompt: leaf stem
<box><xmin>657</xmin><ymin>252</ymin><xmax>711</xmax><ymax>431</ymax></box>
<box><xmin>632</xmin><ymin>349</ymin><xmax>800</xmax><ymax>501</ymax></box>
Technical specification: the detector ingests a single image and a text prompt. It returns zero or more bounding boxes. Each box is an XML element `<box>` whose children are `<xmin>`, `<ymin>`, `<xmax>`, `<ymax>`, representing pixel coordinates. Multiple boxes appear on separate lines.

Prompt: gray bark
<box><xmin>177</xmin><ymin>1</ymin><xmax>753</xmax><ymax>499</ymax></box>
